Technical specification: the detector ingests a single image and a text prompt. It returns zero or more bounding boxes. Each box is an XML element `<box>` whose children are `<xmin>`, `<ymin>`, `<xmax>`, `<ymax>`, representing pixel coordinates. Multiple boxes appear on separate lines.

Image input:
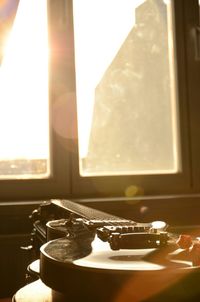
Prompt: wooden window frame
<box><xmin>0</xmin><ymin>0</ymin><xmax>200</xmax><ymax>201</ymax></box>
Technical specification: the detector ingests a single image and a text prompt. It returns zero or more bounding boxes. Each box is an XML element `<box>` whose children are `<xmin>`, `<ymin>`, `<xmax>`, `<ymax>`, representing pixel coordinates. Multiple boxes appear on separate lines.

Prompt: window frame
<box><xmin>183</xmin><ymin>0</ymin><xmax>200</xmax><ymax>191</ymax></box>
<box><xmin>70</xmin><ymin>0</ymin><xmax>196</xmax><ymax>198</ymax></box>
<box><xmin>0</xmin><ymin>0</ymin><xmax>72</xmax><ymax>201</ymax></box>
<box><xmin>0</xmin><ymin>0</ymin><xmax>199</xmax><ymax>201</ymax></box>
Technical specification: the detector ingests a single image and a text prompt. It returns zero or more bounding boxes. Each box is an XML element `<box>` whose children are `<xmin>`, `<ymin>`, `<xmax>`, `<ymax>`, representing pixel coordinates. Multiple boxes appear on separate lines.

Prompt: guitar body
<box><xmin>38</xmin><ymin>200</ymin><xmax>200</xmax><ymax>301</ymax></box>
<box><xmin>40</xmin><ymin>233</ymin><xmax>198</xmax><ymax>302</ymax></box>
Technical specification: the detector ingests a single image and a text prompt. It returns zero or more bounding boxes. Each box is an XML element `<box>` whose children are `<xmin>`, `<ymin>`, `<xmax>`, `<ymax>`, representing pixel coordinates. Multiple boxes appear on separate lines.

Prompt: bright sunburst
<box><xmin>0</xmin><ymin>0</ymin><xmax>49</xmax><ymax>160</ymax></box>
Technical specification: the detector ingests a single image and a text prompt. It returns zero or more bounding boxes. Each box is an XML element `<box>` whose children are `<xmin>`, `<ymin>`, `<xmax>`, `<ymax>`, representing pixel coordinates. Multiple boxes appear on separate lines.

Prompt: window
<box><xmin>71</xmin><ymin>0</ymin><xmax>200</xmax><ymax>197</ymax></box>
<box><xmin>0</xmin><ymin>0</ymin><xmax>71</xmax><ymax>200</ymax></box>
<box><xmin>0</xmin><ymin>0</ymin><xmax>50</xmax><ymax>179</ymax></box>
<box><xmin>73</xmin><ymin>0</ymin><xmax>181</xmax><ymax>177</ymax></box>
<box><xmin>0</xmin><ymin>0</ymin><xmax>199</xmax><ymax>200</ymax></box>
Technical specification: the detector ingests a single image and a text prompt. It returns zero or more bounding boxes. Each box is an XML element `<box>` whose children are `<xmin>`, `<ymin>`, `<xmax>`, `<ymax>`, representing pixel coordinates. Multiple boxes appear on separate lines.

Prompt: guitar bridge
<box><xmin>97</xmin><ymin>224</ymin><xmax>169</xmax><ymax>250</ymax></box>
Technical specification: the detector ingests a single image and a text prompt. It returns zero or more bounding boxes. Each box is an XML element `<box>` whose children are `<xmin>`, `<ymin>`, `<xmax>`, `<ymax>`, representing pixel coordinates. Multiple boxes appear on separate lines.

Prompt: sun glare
<box><xmin>0</xmin><ymin>0</ymin><xmax>49</xmax><ymax>160</ymax></box>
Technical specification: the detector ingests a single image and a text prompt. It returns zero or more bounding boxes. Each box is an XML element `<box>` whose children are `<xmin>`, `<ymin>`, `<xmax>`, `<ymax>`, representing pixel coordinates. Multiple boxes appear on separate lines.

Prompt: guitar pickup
<box><xmin>108</xmin><ymin>231</ymin><xmax>169</xmax><ymax>250</ymax></box>
<box><xmin>97</xmin><ymin>225</ymin><xmax>151</xmax><ymax>242</ymax></box>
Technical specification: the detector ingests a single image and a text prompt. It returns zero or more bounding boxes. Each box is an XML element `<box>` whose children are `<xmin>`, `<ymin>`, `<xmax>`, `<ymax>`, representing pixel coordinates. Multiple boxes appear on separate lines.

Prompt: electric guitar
<box><xmin>39</xmin><ymin>199</ymin><xmax>200</xmax><ymax>301</ymax></box>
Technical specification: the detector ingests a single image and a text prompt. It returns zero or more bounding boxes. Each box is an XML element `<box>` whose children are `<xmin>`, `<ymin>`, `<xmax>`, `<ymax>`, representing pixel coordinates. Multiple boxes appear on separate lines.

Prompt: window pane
<box><xmin>74</xmin><ymin>0</ymin><xmax>180</xmax><ymax>176</ymax></box>
<box><xmin>0</xmin><ymin>0</ymin><xmax>50</xmax><ymax>179</ymax></box>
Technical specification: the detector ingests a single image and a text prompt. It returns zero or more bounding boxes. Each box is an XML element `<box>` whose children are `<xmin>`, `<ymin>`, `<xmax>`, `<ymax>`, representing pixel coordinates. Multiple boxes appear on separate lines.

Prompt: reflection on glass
<box><xmin>74</xmin><ymin>0</ymin><xmax>180</xmax><ymax>176</ymax></box>
<box><xmin>0</xmin><ymin>0</ymin><xmax>49</xmax><ymax>179</ymax></box>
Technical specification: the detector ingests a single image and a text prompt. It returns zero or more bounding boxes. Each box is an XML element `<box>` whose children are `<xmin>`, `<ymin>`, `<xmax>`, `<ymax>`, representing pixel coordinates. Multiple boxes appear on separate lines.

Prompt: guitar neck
<box><xmin>51</xmin><ymin>199</ymin><xmax>138</xmax><ymax>226</ymax></box>
<box><xmin>50</xmin><ymin>199</ymin><xmax>165</xmax><ymax>249</ymax></box>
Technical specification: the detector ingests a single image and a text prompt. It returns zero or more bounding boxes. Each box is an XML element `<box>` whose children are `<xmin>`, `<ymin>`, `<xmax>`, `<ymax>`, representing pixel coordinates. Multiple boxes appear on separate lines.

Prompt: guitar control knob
<box><xmin>176</xmin><ymin>234</ymin><xmax>192</xmax><ymax>249</ymax></box>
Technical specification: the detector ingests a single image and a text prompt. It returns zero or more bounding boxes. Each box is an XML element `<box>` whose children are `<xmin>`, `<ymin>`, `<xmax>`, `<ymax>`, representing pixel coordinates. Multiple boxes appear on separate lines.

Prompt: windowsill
<box><xmin>1</xmin><ymin>194</ymin><xmax>200</xmax><ymax>234</ymax></box>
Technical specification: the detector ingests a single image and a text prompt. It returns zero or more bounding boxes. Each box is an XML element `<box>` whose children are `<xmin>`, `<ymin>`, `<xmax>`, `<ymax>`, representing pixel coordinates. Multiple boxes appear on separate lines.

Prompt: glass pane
<box><xmin>74</xmin><ymin>0</ymin><xmax>180</xmax><ymax>176</ymax></box>
<box><xmin>0</xmin><ymin>0</ymin><xmax>50</xmax><ymax>179</ymax></box>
